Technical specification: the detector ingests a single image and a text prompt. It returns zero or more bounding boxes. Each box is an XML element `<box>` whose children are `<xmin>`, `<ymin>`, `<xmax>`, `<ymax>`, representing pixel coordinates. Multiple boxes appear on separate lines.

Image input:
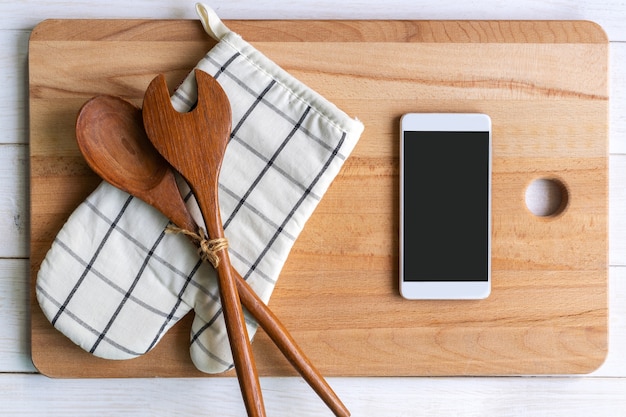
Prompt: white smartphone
<box><xmin>399</xmin><ymin>113</ymin><xmax>492</xmax><ymax>300</ymax></box>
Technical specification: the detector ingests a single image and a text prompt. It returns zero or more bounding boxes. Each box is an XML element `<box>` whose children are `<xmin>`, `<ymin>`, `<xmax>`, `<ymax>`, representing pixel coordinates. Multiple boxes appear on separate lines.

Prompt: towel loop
<box><xmin>196</xmin><ymin>3</ymin><xmax>230</xmax><ymax>40</ymax></box>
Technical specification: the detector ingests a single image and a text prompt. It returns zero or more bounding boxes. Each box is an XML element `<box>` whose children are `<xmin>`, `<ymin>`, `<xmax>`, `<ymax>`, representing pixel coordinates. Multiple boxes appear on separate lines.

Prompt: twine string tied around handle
<box><xmin>166</xmin><ymin>225</ymin><xmax>229</xmax><ymax>268</ymax></box>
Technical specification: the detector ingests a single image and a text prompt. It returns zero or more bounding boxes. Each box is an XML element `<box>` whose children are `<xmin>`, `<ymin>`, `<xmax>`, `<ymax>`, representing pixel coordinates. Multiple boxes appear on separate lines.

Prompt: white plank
<box><xmin>0</xmin><ymin>29</ymin><xmax>29</xmax><ymax>144</ymax></box>
<box><xmin>0</xmin><ymin>259</ymin><xmax>35</xmax><ymax>372</ymax></box>
<box><xmin>610</xmin><ymin>155</ymin><xmax>626</xmax><ymax>265</ymax></box>
<box><xmin>590</xmin><ymin>267</ymin><xmax>626</xmax><ymax>376</ymax></box>
<box><xmin>0</xmin><ymin>374</ymin><xmax>625</xmax><ymax>417</ymax></box>
<box><xmin>0</xmin><ymin>144</ymin><xmax>28</xmax><ymax>258</ymax></box>
<box><xmin>611</xmin><ymin>43</ymin><xmax>626</xmax><ymax>154</ymax></box>
<box><xmin>1</xmin><ymin>1</ymin><xmax>626</xmax><ymax>41</ymax></box>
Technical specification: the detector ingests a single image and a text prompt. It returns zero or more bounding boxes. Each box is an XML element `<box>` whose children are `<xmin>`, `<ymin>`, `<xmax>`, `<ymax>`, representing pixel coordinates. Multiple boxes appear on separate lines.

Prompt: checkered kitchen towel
<box><xmin>36</xmin><ymin>3</ymin><xmax>364</xmax><ymax>374</ymax></box>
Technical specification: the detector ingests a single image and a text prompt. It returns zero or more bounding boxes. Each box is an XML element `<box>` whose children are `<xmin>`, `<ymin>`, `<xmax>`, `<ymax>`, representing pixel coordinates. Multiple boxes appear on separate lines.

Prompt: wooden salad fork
<box><xmin>141</xmin><ymin>69</ymin><xmax>265</xmax><ymax>416</ymax></box>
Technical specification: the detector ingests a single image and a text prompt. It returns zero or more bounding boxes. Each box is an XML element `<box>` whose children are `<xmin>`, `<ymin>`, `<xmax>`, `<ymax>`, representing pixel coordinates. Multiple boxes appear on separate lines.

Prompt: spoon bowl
<box><xmin>76</xmin><ymin>95</ymin><xmax>195</xmax><ymax>229</ymax></box>
<box><xmin>77</xmin><ymin>95</ymin><xmax>165</xmax><ymax>191</ymax></box>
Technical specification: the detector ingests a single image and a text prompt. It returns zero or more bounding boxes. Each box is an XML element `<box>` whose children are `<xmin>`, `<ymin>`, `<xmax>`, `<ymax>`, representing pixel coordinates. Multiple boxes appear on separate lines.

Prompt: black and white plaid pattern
<box><xmin>36</xmin><ymin>24</ymin><xmax>364</xmax><ymax>373</ymax></box>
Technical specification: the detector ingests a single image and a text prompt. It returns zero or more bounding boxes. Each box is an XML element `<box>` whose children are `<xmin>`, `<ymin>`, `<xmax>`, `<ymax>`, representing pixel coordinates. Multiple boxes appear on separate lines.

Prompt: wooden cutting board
<box><xmin>29</xmin><ymin>19</ymin><xmax>608</xmax><ymax>378</ymax></box>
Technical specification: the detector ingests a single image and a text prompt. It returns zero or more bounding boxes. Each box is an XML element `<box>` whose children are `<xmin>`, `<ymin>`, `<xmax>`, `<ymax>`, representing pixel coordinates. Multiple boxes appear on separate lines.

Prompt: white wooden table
<box><xmin>2</xmin><ymin>1</ymin><xmax>625</xmax><ymax>415</ymax></box>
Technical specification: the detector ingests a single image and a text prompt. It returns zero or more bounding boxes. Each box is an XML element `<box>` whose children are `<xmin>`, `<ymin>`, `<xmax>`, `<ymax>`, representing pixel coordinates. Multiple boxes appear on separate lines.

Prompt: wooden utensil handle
<box><xmin>236</xmin><ymin>276</ymin><xmax>351</xmax><ymax>417</ymax></box>
<box><xmin>174</xmin><ymin>217</ymin><xmax>348</xmax><ymax>416</ymax></box>
<box><xmin>214</xmin><ymin>249</ymin><xmax>266</xmax><ymax>417</ymax></box>
<box><xmin>198</xmin><ymin>188</ymin><xmax>265</xmax><ymax>416</ymax></box>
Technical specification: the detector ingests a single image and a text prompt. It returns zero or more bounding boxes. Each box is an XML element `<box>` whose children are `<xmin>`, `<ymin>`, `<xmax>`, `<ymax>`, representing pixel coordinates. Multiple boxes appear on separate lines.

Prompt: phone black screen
<box><xmin>402</xmin><ymin>131</ymin><xmax>490</xmax><ymax>282</ymax></box>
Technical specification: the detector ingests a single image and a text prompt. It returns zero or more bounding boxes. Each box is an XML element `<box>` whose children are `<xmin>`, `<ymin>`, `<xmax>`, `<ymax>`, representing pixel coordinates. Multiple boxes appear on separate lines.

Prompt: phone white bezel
<box><xmin>399</xmin><ymin>113</ymin><xmax>492</xmax><ymax>300</ymax></box>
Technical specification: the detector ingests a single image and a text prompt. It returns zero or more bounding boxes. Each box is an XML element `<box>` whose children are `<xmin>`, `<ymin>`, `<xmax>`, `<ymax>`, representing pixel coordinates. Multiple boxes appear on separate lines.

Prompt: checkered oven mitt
<box><xmin>36</xmin><ymin>3</ymin><xmax>364</xmax><ymax>374</ymax></box>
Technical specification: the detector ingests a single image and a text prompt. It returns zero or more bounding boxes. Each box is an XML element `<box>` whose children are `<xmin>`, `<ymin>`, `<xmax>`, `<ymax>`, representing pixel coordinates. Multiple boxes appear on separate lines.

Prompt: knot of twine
<box><xmin>166</xmin><ymin>225</ymin><xmax>229</xmax><ymax>269</ymax></box>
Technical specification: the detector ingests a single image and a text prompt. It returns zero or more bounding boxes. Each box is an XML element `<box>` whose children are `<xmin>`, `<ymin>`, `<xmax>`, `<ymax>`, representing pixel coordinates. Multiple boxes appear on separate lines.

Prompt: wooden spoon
<box><xmin>76</xmin><ymin>94</ymin><xmax>350</xmax><ymax>417</ymax></box>
<box><xmin>141</xmin><ymin>69</ymin><xmax>263</xmax><ymax>416</ymax></box>
<box><xmin>75</xmin><ymin>95</ymin><xmax>197</xmax><ymax>230</ymax></box>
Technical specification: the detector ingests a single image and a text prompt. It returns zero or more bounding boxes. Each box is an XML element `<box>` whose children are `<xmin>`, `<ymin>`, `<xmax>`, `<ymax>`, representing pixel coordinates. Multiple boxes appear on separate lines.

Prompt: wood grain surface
<box><xmin>29</xmin><ymin>19</ymin><xmax>608</xmax><ymax>378</ymax></box>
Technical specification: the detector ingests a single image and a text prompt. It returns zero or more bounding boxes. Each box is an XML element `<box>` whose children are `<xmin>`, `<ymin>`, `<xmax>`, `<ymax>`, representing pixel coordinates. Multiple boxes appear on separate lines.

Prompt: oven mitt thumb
<box><xmin>36</xmin><ymin>3</ymin><xmax>364</xmax><ymax>374</ymax></box>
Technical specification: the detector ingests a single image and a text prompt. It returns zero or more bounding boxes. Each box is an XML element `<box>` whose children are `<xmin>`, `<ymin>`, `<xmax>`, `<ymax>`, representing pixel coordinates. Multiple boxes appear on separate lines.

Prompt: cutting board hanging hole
<box><xmin>525</xmin><ymin>178</ymin><xmax>569</xmax><ymax>218</ymax></box>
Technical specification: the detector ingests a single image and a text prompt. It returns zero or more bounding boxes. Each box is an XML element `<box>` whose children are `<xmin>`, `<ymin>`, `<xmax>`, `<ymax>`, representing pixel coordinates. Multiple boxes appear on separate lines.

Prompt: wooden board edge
<box><xmin>28</xmin><ymin>19</ymin><xmax>609</xmax><ymax>44</ymax></box>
